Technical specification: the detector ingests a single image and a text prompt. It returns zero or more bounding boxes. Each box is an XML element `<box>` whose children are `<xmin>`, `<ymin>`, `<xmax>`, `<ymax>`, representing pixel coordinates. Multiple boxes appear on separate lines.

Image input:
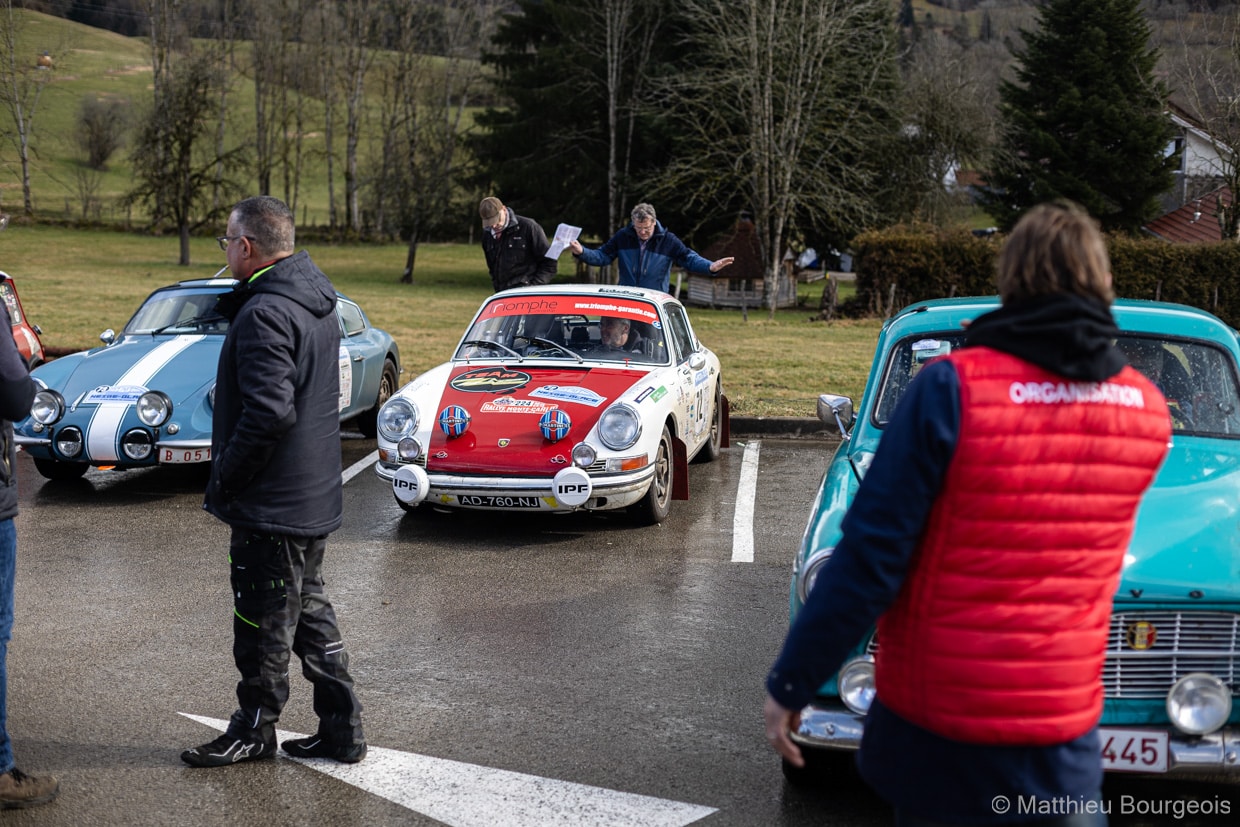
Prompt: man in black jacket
<box><xmin>0</xmin><ymin>308</ymin><xmax>58</xmax><ymax>807</ymax></box>
<box><xmin>479</xmin><ymin>196</ymin><xmax>557</xmax><ymax>291</ymax></box>
<box><xmin>183</xmin><ymin>196</ymin><xmax>366</xmax><ymax>768</ymax></box>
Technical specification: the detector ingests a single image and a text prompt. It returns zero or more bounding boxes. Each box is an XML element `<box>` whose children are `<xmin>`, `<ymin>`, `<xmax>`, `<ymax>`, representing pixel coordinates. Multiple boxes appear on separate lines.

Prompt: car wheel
<box><xmin>780</xmin><ymin>750</ymin><xmax>861</xmax><ymax>790</ymax></box>
<box><xmin>357</xmin><ymin>358</ymin><xmax>398</xmax><ymax>439</ymax></box>
<box><xmin>32</xmin><ymin>458</ymin><xmax>88</xmax><ymax>481</ymax></box>
<box><xmin>629</xmin><ymin>424</ymin><xmax>673</xmax><ymax>526</ymax></box>
<box><xmin>693</xmin><ymin>381</ymin><xmax>723</xmax><ymax>464</ymax></box>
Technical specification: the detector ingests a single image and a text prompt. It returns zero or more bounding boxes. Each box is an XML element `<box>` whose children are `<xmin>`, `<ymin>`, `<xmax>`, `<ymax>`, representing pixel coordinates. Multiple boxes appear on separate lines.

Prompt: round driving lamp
<box><xmin>1166</xmin><ymin>673</ymin><xmax>1232</xmax><ymax>736</ymax></box>
<box><xmin>571</xmin><ymin>442</ymin><xmax>596</xmax><ymax>468</ymax></box>
<box><xmin>795</xmin><ymin>547</ymin><xmax>835</xmax><ymax>605</ymax></box>
<box><xmin>397</xmin><ymin>437</ymin><xmax>422</xmax><ymax>462</ymax></box>
<box><xmin>31</xmin><ymin>389</ymin><xmax>65</xmax><ymax>425</ymax></box>
<box><xmin>136</xmin><ymin>391</ymin><xmax>173</xmax><ymax>427</ymax></box>
<box><xmin>598</xmin><ymin>404</ymin><xmax>641</xmax><ymax>450</ymax></box>
<box><xmin>378</xmin><ymin>398</ymin><xmax>417</xmax><ymax>442</ymax></box>
<box><xmin>121</xmin><ymin>429</ymin><xmax>154</xmax><ymax>461</ymax></box>
<box><xmin>838</xmin><ymin>656</ymin><xmax>877</xmax><ymax>715</ymax></box>
<box><xmin>207</xmin><ymin>384</ymin><xmax>216</xmax><ymax>411</ymax></box>
<box><xmin>55</xmin><ymin>426</ymin><xmax>83</xmax><ymax>458</ymax></box>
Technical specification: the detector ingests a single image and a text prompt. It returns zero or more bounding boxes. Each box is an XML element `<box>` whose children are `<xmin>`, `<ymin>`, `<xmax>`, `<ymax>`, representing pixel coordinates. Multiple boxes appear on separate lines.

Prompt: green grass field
<box><xmin>2</xmin><ymin>225</ymin><xmax>879</xmax><ymax>418</ymax></box>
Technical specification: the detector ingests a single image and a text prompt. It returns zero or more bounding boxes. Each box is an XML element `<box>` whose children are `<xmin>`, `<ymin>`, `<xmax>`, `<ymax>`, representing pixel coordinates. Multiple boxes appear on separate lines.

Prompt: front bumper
<box><xmin>792</xmin><ymin>703</ymin><xmax>1240</xmax><ymax>775</ymax></box>
<box><xmin>375</xmin><ymin>460</ymin><xmax>654</xmax><ymax>511</ymax></box>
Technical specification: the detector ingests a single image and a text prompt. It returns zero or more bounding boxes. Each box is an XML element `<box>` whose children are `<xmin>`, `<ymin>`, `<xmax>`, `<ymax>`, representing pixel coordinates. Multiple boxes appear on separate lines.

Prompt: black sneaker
<box><xmin>181</xmin><ymin>731</ymin><xmax>276</xmax><ymax>767</ymax></box>
<box><xmin>281</xmin><ymin>735</ymin><xmax>367</xmax><ymax>763</ymax></box>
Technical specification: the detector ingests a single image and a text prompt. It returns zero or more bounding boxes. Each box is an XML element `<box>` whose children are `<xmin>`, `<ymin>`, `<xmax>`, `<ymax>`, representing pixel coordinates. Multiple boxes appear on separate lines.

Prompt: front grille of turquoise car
<box><xmin>1104</xmin><ymin>611</ymin><xmax>1239</xmax><ymax>698</ymax></box>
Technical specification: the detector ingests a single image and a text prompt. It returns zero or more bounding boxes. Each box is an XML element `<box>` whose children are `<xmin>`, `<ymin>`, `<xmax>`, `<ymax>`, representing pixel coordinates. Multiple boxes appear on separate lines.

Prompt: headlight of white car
<box><xmin>597</xmin><ymin>404</ymin><xmax>641</xmax><ymax>450</ymax></box>
<box><xmin>136</xmin><ymin>391</ymin><xmax>173</xmax><ymax>427</ymax></box>
<box><xmin>378</xmin><ymin>398</ymin><xmax>418</xmax><ymax>442</ymax></box>
<box><xmin>1166</xmin><ymin>673</ymin><xmax>1231</xmax><ymax>735</ymax></box>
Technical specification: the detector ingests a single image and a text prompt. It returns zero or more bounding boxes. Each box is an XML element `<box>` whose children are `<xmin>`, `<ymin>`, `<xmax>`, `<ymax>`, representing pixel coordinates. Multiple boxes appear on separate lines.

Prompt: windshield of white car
<box><xmin>455</xmin><ymin>311</ymin><xmax>668</xmax><ymax>364</ymax></box>
<box><xmin>873</xmin><ymin>332</ymin><xmax>1240</xmax><ymax>438</ymax></box>
<box><xmin>125</xmin><ymin>289</ymin><xmax>230</xmax><ymax>335</ymax></box>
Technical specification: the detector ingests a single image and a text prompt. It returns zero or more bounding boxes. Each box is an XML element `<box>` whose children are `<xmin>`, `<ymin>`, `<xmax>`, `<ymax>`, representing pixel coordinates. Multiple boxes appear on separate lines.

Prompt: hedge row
<box><xmin>845</xmin><ymin>226</ymin><xmax>1240</xmax><ymax>328</ymax></box>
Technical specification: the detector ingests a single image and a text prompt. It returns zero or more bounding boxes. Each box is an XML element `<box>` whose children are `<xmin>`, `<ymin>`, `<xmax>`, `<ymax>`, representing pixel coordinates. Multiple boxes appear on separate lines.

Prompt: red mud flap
<box><xmin>672</xmin><ymin>435</ymin><xmax>690</xmax><ymax>500</ymax></box>
<box><xmin>721</xmin><ymin>394</ymin><xmax>731</xmax><ymax>448</ymax></box>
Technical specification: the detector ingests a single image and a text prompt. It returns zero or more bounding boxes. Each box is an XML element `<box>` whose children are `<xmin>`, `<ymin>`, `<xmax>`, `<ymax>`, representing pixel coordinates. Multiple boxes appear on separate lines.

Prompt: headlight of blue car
<box><xmin>31</xmin><ymin>389</ymin><xmax>64</xmax><ymax>425</ymax></box>
<box><xmin>597</xmin><ymin>404</ymin><xmax>641</xmax><ymax>450</ymax></box>
<box><xmin>378</xmin><ymin>398</ymin><xmax>418</xmax><ymax>442</ymax></box>
<box><xmin>136</xmin><ymin>391</ymin><xmax>173</xmax><ymax>427</ymax></box>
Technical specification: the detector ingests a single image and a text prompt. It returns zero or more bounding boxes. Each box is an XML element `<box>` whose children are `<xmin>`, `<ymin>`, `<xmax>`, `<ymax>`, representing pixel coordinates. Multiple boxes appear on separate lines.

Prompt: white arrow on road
<box><xmin>181</xmin><ymin>714</ymin><xmax>717</xmax><ymax>827</ymax></box>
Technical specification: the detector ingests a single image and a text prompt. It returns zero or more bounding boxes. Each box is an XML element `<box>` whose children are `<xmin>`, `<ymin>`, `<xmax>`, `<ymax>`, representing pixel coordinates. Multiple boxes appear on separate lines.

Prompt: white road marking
<box><xmin>181</xmin><ymin>714</ymin><xmax>716</xmax><ymax>827</ymax></box>
<box><xmin>342</xmin><ymin>450</ymin><xmax>378</xmax><ymax>484</ymax></box>
<box><xmin>731</xmin><ymin>440</ymin><xmax>761</xmax><ymax>563</ymax></box>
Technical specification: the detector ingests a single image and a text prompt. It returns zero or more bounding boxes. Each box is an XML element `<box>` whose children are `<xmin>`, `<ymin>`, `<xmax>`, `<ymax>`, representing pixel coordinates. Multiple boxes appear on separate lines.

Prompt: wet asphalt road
<box><xmin>4</xmin><ymin>433</ymin><xmax>1238</xmax><ymax>826</ymax></box>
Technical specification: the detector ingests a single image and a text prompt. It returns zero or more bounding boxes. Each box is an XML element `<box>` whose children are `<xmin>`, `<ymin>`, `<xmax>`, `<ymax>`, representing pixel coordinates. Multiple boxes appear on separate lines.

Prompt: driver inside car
<box><xmin>597</xmin><ymin>316</ymin><xmax>631</xmax><ymax>352</ymax></box>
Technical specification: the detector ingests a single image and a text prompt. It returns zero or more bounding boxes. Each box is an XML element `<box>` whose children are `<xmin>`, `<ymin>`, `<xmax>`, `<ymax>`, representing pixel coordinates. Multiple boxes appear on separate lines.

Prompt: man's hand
<box><xmin>568</xmin><ymin>240</ymin><xmax>583</xmax><ymax>255</ymax></box>
<box><xmin>708</xmin><ymin>256</ymin><xmax>735</xmax><ymax>273</ymax></box>
<box><xmin>763</xmin><ymin>694</ymin><xmax>804</xmax><ymax>767</ymax></box>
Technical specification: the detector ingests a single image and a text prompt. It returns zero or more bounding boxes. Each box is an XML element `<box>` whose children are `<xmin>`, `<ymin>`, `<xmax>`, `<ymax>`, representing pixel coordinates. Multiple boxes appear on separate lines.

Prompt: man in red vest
<box><xmin>765</xmin><ymin>201</ymin><xmax>1171</xmax><ymax>826</ymax></box>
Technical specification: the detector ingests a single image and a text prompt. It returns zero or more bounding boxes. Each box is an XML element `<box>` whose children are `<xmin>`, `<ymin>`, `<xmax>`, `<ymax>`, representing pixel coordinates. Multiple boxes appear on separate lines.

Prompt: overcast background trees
<box><xmin>6</xmin><ymin>1</ymin><xmax>1240</xmax><ymax>275</ymax></box>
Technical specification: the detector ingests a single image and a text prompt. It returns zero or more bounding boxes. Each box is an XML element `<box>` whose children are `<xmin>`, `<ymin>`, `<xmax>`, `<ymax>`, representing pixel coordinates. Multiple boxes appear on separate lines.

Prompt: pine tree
<box><xmin>984</xmin><ymin>0</ymin><xmax>1177</xmax><ymax>233</ymax></box>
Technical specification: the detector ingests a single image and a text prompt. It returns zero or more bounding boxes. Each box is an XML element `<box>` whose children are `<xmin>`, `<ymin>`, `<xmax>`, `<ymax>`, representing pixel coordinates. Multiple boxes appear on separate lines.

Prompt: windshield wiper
<box><xmin>461</xmin><ymin>339</ymin><xmax>523</xmax><ymax>360</ymax></box>
<box><xmin>151</xmin><ymin>312</ymin><xmax>225</xmax><ymax>336</ymax></box>
<box><xmin>527</xmin><ymin>336</ymin><xmax>583</xmax><ymax>363</ymax></box>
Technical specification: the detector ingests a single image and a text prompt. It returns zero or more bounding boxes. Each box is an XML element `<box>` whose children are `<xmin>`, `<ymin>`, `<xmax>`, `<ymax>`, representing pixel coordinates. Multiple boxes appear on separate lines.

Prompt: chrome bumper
<box><xmin>374</xmin><ymin>460</ymin><xmax>653</xmax><ymax>509</ymax></box>
<box><xmin>792</xmin><ymin>703</ymin><xmax>1240</xmax><ymax>775</ymax></box>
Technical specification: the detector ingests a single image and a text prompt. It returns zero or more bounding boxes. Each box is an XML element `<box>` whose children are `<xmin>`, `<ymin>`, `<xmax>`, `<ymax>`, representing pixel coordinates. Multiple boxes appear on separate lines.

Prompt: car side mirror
<box><xmin>688</xmin><ymin>352</ymin><xmax>706</xmax><ymax>371</ymax></box>
<box><xmin>818</xmin><ymin>393</ymin><xmax>854</xmax><ymax>438</ymax></box>
<box><xmin>100</xmin><ymin>329</ymin><xmax>115</xmax><ymax>345</ymax></box>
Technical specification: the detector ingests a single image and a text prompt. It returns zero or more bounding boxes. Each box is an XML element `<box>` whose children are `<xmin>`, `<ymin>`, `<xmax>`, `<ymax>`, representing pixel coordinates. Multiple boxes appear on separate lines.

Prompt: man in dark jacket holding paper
<box><xmin>184</xmin><ymin>195</ymin><xmax>366</xmax><ymax>768</ymax></box>
<box><xmin>479</xmin><ymin>196</ymin><xmax>557</xmax><ymax>291</ymax></box>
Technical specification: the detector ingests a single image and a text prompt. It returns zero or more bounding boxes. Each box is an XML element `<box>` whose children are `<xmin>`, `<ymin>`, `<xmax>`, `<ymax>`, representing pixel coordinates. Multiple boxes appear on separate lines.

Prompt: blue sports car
<box><xmin>787</xmin><ymin>296</ymin><xmax>1240</xmax><ymax>781</ymax></box>
<box><xmin>15</xmin><ymin>277</ymin><xmax>400</xmax><ymax>481</ymax></box>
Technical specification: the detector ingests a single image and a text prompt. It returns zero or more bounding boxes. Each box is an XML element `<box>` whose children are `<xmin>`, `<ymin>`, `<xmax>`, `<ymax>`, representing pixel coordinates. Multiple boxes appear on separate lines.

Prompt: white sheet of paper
<box><xmin>546</xmin><ymin>223</ymin><xmax>582</xmax><ymax>258</ymax></box>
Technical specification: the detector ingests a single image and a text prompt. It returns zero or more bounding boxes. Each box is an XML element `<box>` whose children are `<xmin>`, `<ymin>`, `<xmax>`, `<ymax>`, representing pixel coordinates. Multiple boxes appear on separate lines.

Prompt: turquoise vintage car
<box><xmin>15</xmin><ymin>277</ymin><xmax>400</xmax><ymax>480</ymax></box>
<box><xmin>788</xmin><ymin>296</ymin><xmax>1240</xmax><ymax>781</ymax></box>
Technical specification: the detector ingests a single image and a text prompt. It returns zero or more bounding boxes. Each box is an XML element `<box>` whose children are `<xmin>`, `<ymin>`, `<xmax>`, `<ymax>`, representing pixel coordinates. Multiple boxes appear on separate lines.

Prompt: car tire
<box><xmin>780</xmin><ymin>750</ymin><xmax>861</xmax><ymax>790</ymax></box>
<box><xmin>357</xmin><ymin>358</ymin><xmax>398</xmax><ymax>439</ymax></box>
<box><xmin>32</xmin><ymin>458</ymin><xmax>88</xmax><ymax>481</ymax></box>
<box><xmin>629</xmin><ymin>424</ymin><xmax>673</xmax><ymax>526</ymax></box>
<box><xmin>693</xmin><ymin>381</ymin><xmax>723</xmax><ymax>464</ymax></box>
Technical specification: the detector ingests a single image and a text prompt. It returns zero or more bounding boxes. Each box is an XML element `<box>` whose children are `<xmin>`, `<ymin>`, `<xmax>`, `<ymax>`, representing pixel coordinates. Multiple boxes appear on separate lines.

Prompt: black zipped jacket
<box><xmin>0</xmin><ymin>328</ymin><xmax>34</xmax><ymax>521</ymax></box>
<box><xmin>203</xmin><ymin>250</ymin><xmax>343</xmax><ymax>537</ymax></box>
<box><xmin>480</xmin><ymin>210</ymin><xmax>557</xmax><ymax>292</ymax></box>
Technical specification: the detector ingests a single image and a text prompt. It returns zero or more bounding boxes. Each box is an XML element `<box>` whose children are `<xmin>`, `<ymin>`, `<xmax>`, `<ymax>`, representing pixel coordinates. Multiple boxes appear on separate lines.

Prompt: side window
<box><xmin>0</xmin><ymin>284</ymin><xmax>19</xmax><ymax>326</ymax></box>
<box><xmin>663</xmin><ymin>305</ymin><xmax>695</xmax><ymax>362</ymax></box>
<box><xmin>337</xmin><ymin>299</ymin><xmax>367</xmax><ymax>337</ymax></box>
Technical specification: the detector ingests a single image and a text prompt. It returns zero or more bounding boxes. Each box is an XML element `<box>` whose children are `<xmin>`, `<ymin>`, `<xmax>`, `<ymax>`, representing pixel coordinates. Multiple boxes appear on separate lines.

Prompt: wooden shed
<box><xmin>680</xmin><ymin>217</ymin><xmax>798</xmax><ymax>309</ymax></box>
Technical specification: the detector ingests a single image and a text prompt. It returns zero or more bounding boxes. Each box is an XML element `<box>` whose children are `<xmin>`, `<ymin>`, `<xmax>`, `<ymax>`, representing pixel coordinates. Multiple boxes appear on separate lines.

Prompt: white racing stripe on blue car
<box><xmin>85</xmin><ymin>336</ymin><xmax>204</xmax><ymax>462</ymax></box>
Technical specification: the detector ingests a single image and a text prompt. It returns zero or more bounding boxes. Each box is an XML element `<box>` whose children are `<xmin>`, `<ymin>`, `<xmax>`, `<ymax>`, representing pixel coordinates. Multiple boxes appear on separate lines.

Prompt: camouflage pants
<box><xmin>227</xmin><ymin>529</ymin><xmax>363</xmax><ymax>745</ymax></box>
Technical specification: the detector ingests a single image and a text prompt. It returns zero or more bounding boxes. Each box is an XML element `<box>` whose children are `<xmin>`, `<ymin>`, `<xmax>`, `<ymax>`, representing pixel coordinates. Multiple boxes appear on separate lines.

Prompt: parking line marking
<box><xmin>732</xmin><ymin>440</ymin><xmax>760</xmax><ymax>562</ymax></box>
<box><xmin>181</xmin><ymin>714</ymin><xmax>717</xmax><ymax>826</ymax></box>
<box><xmin>343</xmin><ymin>450</ymin><xmax>378</xmax><ymax>484</ymax></box>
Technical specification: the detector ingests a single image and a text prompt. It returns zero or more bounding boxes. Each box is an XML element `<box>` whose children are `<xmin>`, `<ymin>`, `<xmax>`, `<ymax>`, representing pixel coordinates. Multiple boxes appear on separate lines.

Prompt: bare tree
<box><xmin>0</xmin><ymin>1</ymin><xmax>61</xmax><ymax>216</ymax></box>
<box><xmin>76</xmin><ymin>93</ymin><xmax>130</xmax><ymax>170</ymax></box>
<box><xmin>373</xmin><ymin>0</ymin><xmax>500</xmax><ymax>282</ymax></box>
<box><xmin>579</xmin><ymin>0</ymin><xmax>662</xmax><ymax>233</ymax></box>
<box><xmin>1167</xmin><ymin>10</ymin><xmax>1240</xmax><ymax>238</ymax></box>
<box><xmin>129</xmin><ymin>0</ymin><xmax>245</xmax><ymax>264</ymax></box>
<box><xmin>658</xmin><ymin>0</ymin><xmax>899</xmax><ymax>318</ymax></box>
<box><xmin>337</xmin><ymin>0</ymin><xmax>379</xmax><ymax>234</ymax></box>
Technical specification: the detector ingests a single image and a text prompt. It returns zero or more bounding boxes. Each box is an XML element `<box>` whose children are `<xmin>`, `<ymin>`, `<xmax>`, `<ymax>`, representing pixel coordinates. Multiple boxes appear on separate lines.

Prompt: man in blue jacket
<box><xmin>184</xmin><ymin>196</ymin><xmax>366</xmax><ymax>768</ymax></box>
<box><xmin>568</xmin><ymin>203</ymin><xmax>733</xmax><ymax>293</ymax></box>
<box><xmin>0</xmin><ymin>299</ymin><xmax>58</xmax><ymax>808</ymax></box>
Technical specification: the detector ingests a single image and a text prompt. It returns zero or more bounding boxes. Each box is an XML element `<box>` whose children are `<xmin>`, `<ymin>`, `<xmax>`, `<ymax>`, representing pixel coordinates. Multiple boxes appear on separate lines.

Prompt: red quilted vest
<box><xmin>874</xmin><ymin>348</ymin><xmax>1171</xmax><ymax>745</ymax></box>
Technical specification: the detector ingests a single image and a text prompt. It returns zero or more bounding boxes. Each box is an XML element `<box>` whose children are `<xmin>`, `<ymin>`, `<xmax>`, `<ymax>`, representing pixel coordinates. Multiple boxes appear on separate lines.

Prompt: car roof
<box><xmin>490</xmin><ymin>283</ymin><xmax>678</xmax><ymax>304</ymax></box>
<box><xmin>886</xmin><ymin>296</ymin><xmax>1237</xmax><ymax>346</ymax></box>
